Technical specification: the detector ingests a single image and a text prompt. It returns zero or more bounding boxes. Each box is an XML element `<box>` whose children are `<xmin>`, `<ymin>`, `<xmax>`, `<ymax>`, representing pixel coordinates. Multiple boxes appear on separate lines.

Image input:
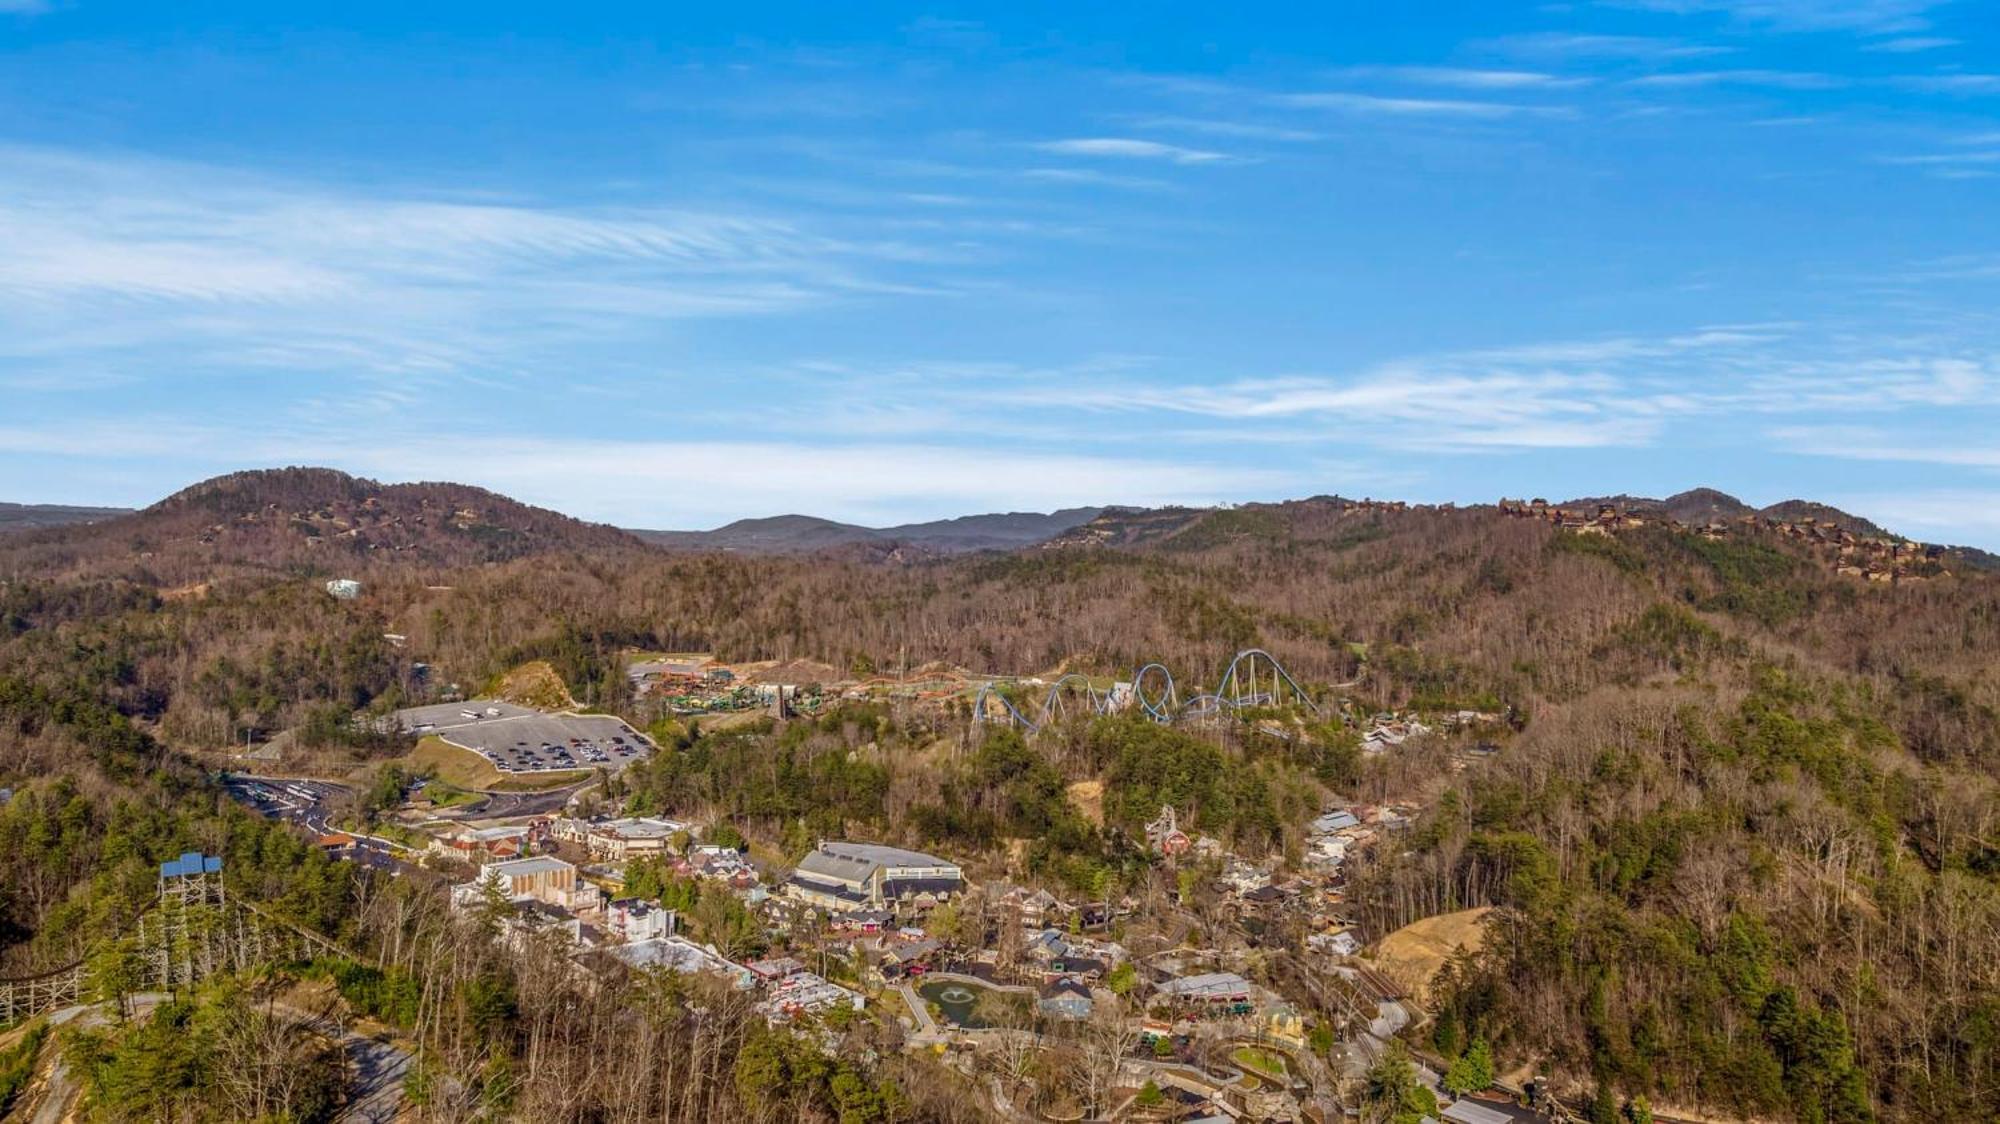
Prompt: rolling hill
<box><xmin>0</xmin><ymin>501</ymin><xmax>133</xmax><ymax>533</ymax></box>
<box><xmin>1564</xmin><ymin>487</ymin><xmax>1891</xmax><ymax>537</ymax></box>
<box><xmin>634</xmin><ymin>506</ymin><xmax>1104</xmax><ymax>554</ymax></box>
<box><xmin>0</xmin><ymin>467</ymin><xmax>648</xmax><ymax>582</ymax></box>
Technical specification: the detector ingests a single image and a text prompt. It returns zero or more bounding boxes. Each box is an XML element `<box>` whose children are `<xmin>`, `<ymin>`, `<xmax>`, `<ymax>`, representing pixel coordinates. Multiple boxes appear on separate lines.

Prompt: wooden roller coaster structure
<box><xmin>0</xmin><ymin>852</ymin><xmax>356</xmax><ymax>1027</ymax></box>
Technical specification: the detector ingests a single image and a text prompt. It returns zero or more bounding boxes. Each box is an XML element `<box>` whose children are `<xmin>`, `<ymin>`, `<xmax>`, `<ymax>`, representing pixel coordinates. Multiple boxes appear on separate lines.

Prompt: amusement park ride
<box><xmin>971</xmin><ymin>648</ymin><xmax>1318</xmax><ymax>734</ymax></box>
<box><xmin>0</xmin><ymin>853</ymin><xmax>355</xmax><ymax>1026</ymax></box>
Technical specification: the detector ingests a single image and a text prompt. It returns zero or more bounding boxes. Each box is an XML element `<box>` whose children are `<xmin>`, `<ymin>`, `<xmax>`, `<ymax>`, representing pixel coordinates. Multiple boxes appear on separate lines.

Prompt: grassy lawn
<box><xmin>1231</xmin><ymin>1046</ymin><xmax>1288</xmax><ymax>1080</ymax></box>
<box><xmin>407</xmin><ymin>736</ymin><xmax>588</xmax><ymax>792</ymax></box>
<box><xmin>422</xmin><ymin>781</ymin><xmax>481</xmax><ymax>809</ymax></box>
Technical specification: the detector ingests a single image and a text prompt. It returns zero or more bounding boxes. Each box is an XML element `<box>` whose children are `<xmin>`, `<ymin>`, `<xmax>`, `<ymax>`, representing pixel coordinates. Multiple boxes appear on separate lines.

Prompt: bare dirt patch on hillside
<box><xmin>1367</xmin><ymin>906</ymin><xmax>1492</xmax><ymax>1010</ymax></box>
<box><xmin>1067</xmin><ymin>779</ymin><xmax>1105</xmax><ymax>826</ymax></box>
<box><xmin>489</xmin><ymin>660</ymin><xmax>576</xmax><ymax>710</ymax></box>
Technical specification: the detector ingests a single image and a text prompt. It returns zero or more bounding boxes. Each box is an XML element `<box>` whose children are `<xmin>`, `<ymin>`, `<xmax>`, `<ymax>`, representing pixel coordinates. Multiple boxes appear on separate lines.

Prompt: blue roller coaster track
<box><xmin>971</xmin><ymin>648</ymin><xmax>1318</xmax><ymax>734</ymax></box>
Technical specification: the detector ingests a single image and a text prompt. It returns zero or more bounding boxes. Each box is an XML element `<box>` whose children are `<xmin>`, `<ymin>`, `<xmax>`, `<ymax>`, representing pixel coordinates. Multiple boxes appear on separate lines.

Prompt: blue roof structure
<box><xmin>159</xmin><ymin>851</ymin><xmax>223</xmax><ymax>879</ymax></box>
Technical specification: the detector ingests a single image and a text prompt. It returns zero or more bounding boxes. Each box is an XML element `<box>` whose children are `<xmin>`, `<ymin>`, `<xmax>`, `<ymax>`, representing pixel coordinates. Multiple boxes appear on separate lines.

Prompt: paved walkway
<box><xmin>339</xmin><ymin>1031</ymin><xmax>411</xmax><ymax>1123</ymax></box>
<box><xmin>897</xmin><ymin>983</ymin><xmax>944</xmax><ymax>1044</ymax></box>
<box><xmin>20</xmin><ymin>995</ymin><xmax>409</xmax><ymax>1124</ymax></box>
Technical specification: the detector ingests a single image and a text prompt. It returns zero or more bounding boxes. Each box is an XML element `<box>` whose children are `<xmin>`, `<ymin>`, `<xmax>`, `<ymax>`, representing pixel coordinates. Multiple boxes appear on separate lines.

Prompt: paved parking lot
<box><xmin>391</xmin><ymin>704</ymin><xmax>655</xmax><ymax>775</ymax></box>
<box><xmin>392</xmin><ymin>700</ymin><xmax>541</xmax><ymax>732</ymax></box>
<box><xmin>222</xmin><ymin>777</ymin><xmax>415</xmax><ymax>874</ymax></box>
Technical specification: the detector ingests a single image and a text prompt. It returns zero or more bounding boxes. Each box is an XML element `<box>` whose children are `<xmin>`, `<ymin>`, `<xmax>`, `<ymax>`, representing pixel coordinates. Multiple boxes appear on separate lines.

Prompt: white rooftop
<box><xmin>1156</xmin><ymin>971</ymin><xmax>1251</xmax><ymax>998</ymax></box>
<box><xmin>484</xmin><ymin>856</ymin><xmax>572</xmax><ymax>877</ymax></box>
<box><xmin>594</xmin><ymin>816</ymin><xmax>689</xmax><ymax>840</ymax></box>
<box><xmin>461</xmin><ymin>825</ymin><xmax>530</xmax><ymax>841</ymax></box>
<box><xmin>611</xmin><ymin>936</ymin><xmax>732</xmax><ymax>975</ymax></box>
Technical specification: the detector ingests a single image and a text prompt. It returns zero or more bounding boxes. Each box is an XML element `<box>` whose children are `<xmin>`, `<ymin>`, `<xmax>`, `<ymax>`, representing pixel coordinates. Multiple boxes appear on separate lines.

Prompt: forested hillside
<box><xmin>1</xmin><ymin>473</ymin><xmax>1995</xmax><ymax>1120</ymax></box>
<box><xmin>0</xmin><ymin>467</ymin><xmax>647</xmax><ymax>584</ymax></box>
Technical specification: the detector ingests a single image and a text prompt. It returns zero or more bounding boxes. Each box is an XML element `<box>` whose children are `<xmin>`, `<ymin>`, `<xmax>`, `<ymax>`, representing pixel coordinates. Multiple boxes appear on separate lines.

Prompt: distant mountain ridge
<box><xmin>1563</xmin><ymin>488</ymin><xmax>1895</xmax><ymax>540</ymax></box>
<box><xmin>0</xmin><ymin>502</ymin><xmax>133</xmax><ymax>533</ymax></box>
<box><xmin>13</xmin><ymin>473</ymin><xmax>1996</xmax><ymax>573</ymax></box>
<box><xmin>634</xmin><ymin>507</ymin><xmax>1106</xmax><ymax>554</ymax></box>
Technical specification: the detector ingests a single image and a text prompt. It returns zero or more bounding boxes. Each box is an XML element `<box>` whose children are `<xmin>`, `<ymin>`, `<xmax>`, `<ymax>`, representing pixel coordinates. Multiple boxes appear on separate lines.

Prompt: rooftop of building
<box><xmin>484</xmin><ymin>856</ymin><xmax>573</xmax><ymax>877</ymax></box>
<box><xmin>609</xmin><ymin>936</ymin><xmax>734</xmax><ymax>975</ymax></box>
<box><xmin>795</xmin><ymin>841</ymin><xmax>959</xmax><ymax>884</ymax></box>
<box><xmin>1156</xmin><ymin>971</ymin><xmax>1252</xmax><ymax>997</ymax></box>
<box><xmin>592</xmin><ymin>816</ymin><xmax>689</xmax><ymax>840</ymax></box>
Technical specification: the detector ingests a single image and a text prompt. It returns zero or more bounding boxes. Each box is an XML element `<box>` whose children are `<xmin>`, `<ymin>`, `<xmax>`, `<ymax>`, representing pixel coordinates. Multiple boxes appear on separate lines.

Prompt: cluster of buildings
<box><xmin>1360</xmin><ymin>715</ymin><xmax>1434</xmax><ymax>755</ymax></box>
<box><xmin>1134</xmin><ymin>951</ymin><xmax>1307</xmax><ymax>1052</ymax></box>
<box><xmin>1301</xmin><ymin>806</ymin><xmax>1409</xmax><ymax>958</ymax></box>
<box><xmin>358</xmin><ymin>774</ymin><xmax>1448</xmax><ymax>1120</ymax></box>
<box><xmin>552</xmin><ymin>815</ymin><xmax>688</xmax><ymax>861</ymax></box>
<box><xmin>626</xmin><ymin>655</ymin><xmax>829</xmax><ymax>718</ymax></box>
<box><xmin>447</xmin><ymin>840</ymin><xmax>864</xmax><ymax>1024</ymax></box>
<box><xmin>627</xmin><ymin>658</ymin><xmax>759</xmax><ymax>714</ymax></box>
<box><xmin>1497</xmin><ymin>497</ymin><xmax>1952</xmax><ymax>584</ymax></box>
<box><xmin>747</xmin><ymin>956</ymin><xmax>866</xmax><ymax>1019</ymax></box>
<box><xmin>1497</xmin><ymin>498</ymin><xmax>1648</xmax><ymax>536</ymax></box>
<box><xmin>429</xmin><ymin>821</ymin><xmax>536</xmax><ymax>861</ymax></box>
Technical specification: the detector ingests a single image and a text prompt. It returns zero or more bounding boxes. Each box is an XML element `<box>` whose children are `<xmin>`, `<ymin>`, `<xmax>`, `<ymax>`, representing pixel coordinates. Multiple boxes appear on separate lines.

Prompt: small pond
<box><xmin>917</xmin><ymin>978</ymin><xmax>1030</xmax><ymax>1029</ymax></box>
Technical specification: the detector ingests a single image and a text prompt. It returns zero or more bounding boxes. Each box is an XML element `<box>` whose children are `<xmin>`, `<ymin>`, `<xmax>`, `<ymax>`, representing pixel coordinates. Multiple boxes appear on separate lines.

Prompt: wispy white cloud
<box><xmin>1606</xmin><ymin>0</ymin><xmax>1944</xmax><ymax>34</ymax></box>
<box><xmin>1122</xmin><ymin>116</ymin><xmax>1323</xmax><ymax>142</ymax></box>
<box><xmin>1769</xmin><ymin>426</ymin><xmax>2000</xmax><ymax>468</ymax></box>
<box><xmin>1816</xmin><ymin>489</ymin><xmax>2000</xmax><ymax>544</ymax></box>
<box><xmin>1875</xmin><ymin>150</ymin><xmax>2000</xmax><ymax>166</ymax></box>
<box><xmin>1071</xmin><ymin>370</ymin><xmax>1664</xmax><ymax>451</ymax></box>
<box><xmin>1032</xmin><ymin>137</ymin><xmax>1233</xmax><ymax>164</ymax></box>
<box><xmin>1895</xmin><ymin>74</ymin><xmax>2000</xmax><ymax>94</ymax></box>
<box><xmin>953</xmin><ymin>327</ymin><xmax>2000</xmax><ymax>457</ymax></box>
<box><xmin>1331</xmin><ymin>66</ymin><xmax>1590</xmax><ymax>90</ymax></box>
<box><xmin>1626</xmin><ymin>69</ymin><xmax>1844</xmax><ymax>89</ymax></box>
<box><xmin>0</xmin><ymin>142</ymin><xmax>957</xmax><ymax>394</ymax></box>
<box><xmin>1271</xmin><ymin>92</ymin><xmax>1560</xmax><ymax>118</ymax></box>
<box><xmin>1837</xmin><ymin>253</ymin><xmax>2000</xmax><ymax>283</ymax></box>
<box><xmin>1478</xmin><ymin>32</ymin><xmax>1734</xmax><ymax>62</ymax></box>
<box><xmin>1864</xmin><ymin>36</ymin><xmax>1959</xmax><ymax>52</ymax></box>
<box><xmin>1019</xmin><ymin>167</ymin><xmax>1171</xmax><ymax>190</ymax></box>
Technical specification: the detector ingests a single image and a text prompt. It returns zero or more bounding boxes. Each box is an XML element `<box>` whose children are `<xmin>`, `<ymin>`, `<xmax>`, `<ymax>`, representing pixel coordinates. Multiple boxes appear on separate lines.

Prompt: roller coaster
<box><xmin>971</xmin><ymin>648</ymin><xmax>1317</xmax><ymax>734</ymax></box>
<box><xmin>0</xmin><ymin>852</ymin><xmax>358</xmax><ymax>1027</ymax></box>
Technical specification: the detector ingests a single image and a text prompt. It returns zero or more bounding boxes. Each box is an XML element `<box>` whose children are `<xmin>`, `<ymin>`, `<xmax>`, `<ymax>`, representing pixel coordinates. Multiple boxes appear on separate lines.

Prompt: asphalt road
<box><xmin>223</xmin><ymin>776</ymin><xmax>419</xmax><ymax>877</ymax></box>
<box><xmin>439</xmin><ymin>784</ymin><xmax>585</xmax><ymax>820</ymax></box>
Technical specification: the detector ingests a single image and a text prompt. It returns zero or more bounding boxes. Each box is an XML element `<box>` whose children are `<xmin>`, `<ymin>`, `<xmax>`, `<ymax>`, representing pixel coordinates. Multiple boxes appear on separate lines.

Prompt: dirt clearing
<box><xmin>1367</xmin><ymin>906</ymin><xmax>1492</xmax><ymax>1010</ymax></box>
<box><xmin>487</xmin><ymin>661</ymin><xmax>576</xmax><ymax>710</ymax></box>
<box><xmin>1066</xmin><ymin>779</ymin><xmax>1105</xmax><ymax>826</ymax></box>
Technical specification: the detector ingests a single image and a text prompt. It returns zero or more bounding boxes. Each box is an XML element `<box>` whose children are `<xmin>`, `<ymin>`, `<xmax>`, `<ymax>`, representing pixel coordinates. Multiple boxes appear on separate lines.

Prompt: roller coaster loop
<box><xmin>971</xmin><ymin>648</ymin><xmax>1317</xmax><ymax>733</ymax></box>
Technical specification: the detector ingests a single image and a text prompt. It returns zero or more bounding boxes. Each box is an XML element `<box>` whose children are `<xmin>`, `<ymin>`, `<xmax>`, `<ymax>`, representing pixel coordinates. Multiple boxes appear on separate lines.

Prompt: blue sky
<box><xmin>3</xmin><ymin>2</ymin><xmax>1999</xmax><ymax>543</ymax></box>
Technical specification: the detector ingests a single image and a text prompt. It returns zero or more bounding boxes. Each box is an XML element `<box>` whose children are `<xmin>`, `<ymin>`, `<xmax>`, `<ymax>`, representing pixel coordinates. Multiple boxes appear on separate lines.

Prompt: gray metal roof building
<box><xmin>785</xmin><ymin>841</ymin><xmax>963</xmax><ymax>911</ymax></box>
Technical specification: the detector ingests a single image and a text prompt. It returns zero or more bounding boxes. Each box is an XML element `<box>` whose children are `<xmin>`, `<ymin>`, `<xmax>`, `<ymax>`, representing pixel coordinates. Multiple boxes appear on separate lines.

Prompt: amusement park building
<box><xmin>463</xmin><ymin>856</ymin><xmax>602</xmax><ymax>913</ymax></box>
<box><xmin>784</xmin><ymin>841</ymin><xmax>964</xmax><ymax>912</ymax></box>
<box><xmin>554</xmin><ymin>815</ymin><xmax>692</xmax><ymax>862</ymax></box>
